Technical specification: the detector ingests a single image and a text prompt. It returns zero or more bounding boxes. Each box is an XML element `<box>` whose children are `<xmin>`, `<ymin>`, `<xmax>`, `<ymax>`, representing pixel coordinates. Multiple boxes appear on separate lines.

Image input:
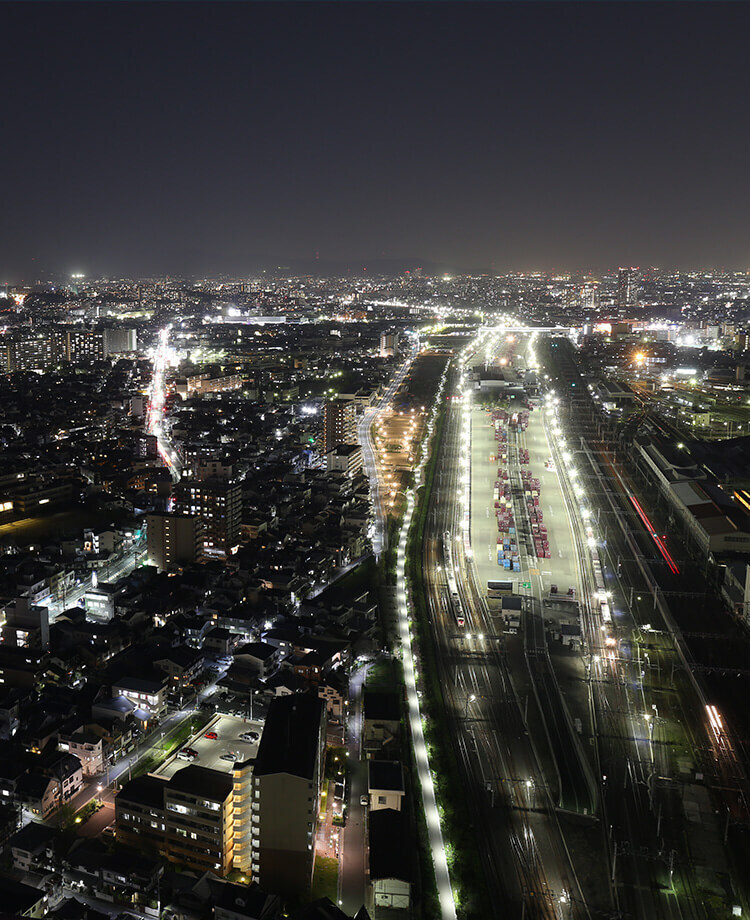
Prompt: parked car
<box><xmin>239</xmin><ymin>731</ymin><xmax>259</xmax><ymax>743</ymax></box>
<box><xmin>204</xmin><ymin>731</ymin><xmax>218</xmax><ymax>740</ymax></box>
<box><xmin>219</xmin><ymin>753</ymin><xmax>236</xmax><ymax>762</ymax></box>
<box><xmin>178</xmin><ymin>748</ymin><xmax>198</xmax><ymax>761</ymax></box>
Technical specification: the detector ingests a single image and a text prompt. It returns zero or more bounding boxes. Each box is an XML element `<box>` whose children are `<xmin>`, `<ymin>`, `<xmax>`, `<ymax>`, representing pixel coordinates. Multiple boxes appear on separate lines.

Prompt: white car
<box><xmin>239</xmin><ymin>731</ymin><xmax>259</xmax><ymax>743</ymax></box>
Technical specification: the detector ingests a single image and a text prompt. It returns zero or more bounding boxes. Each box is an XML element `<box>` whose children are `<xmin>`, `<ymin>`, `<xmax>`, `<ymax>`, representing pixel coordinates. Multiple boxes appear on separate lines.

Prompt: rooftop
<box><xmin>367</xmin><ymin>760</ymin><xmax>404</xmax><ymax>793</ymax></box>
<box><xmin>167</xmin><ymin>764</ymin><xmax>233</xmax><ymax>801</ymax></box>
<box><xmin>117</xmin><ymin>773</ymin><xmax>169</xmax><ymax>809</ymax></box>
<box><xmin>253</xmin><ymin>693</ymin><xmax>324</xmax><ymax>779</ymax></box>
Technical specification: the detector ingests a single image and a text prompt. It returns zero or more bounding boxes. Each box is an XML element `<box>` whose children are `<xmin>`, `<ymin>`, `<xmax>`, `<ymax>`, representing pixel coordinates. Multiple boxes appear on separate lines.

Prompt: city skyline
<box><xmin>5</xmin><ymin>1</ymin><xmax>750</xmax><ymax>913</ymax></box>
<box><xmin>4</xmin><ymin>2</ymin><xmax>750</xmax><ymax>280</ymax></box>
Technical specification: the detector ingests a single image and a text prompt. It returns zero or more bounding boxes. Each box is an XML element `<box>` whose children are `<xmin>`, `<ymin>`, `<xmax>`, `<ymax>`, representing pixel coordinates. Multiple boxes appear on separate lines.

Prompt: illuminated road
<box><xmin>357</xmin><ymin>344</ymin><xmax>456</xmax><ymax>917</ymax></box>
<box><xmin>147</xmin><ymin>326</ymin><xmax>182</xmax><ymax>481</ymax></box>
<box><xmin>48</xmin><ymin>545</ymin><xmax>146</xmax><ymax>620</ymax></box>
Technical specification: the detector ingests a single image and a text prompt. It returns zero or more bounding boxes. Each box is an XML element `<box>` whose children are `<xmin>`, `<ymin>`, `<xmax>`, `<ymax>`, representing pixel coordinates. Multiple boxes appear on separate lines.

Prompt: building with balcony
<box><xmin>116</xmin><ymin>765</ymin><xmax>235</xmax><ymax>877</ymax></box>
<box><xmin>58</xmin><ymin>729</ymin><xmax>105</xmax><ymax>777</ymax></box>
<box><xmin>165</xmin><ymin>766</ymin><xmax>235</xmax><ymax>877</ymax></box>
<box><xmin>250</xmin><ymin>693</ymin><xmax>326</xmax><ymax>898</ymax></box>
<box><xmin>173</xmin><ymin>479</ymin><xmax>242</xmax><ymax>558</ymax></box>
<box><xmin>325</xmin><ymin>443</ymin><xmax>363</xmax><ymax>478</ymax></box>
<box><xmin>323</xmin><ymin>399</ymin><xmax>357</xmax><ymax>456</ymax></box>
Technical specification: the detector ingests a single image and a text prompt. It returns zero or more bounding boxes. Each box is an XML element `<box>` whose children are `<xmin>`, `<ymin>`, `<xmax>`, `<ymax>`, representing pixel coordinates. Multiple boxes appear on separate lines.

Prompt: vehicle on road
<box><xmin>444</xmin><ymin>574</ymin><xmax>465</xmax><ymax>629</ymax></box>
<box><xmin>360</xmin><ymin>794</ymin><xmax>369</xmax><ymax>806</ymax></box>
<box><xmin>488</xmin><ymin>579</ymin><xmax>513</xmax><ymax>598</ymax></box>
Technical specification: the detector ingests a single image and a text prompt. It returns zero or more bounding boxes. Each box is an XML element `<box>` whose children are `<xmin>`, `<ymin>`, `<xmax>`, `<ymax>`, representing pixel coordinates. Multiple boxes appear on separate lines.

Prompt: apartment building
<box><xmin>146</xmin><ymin>512</ymin><xmax>203</xmax><ymax>571</ymax></box>
<box><xmin>322</xmin><ymin>399</ymin><xmax>357</xmax><ymax>455</ymax></box>
<box><xmin>165</xmin><ymin>766</ymin><xmax>235</xmax><ymax>876</ymax></box>
<box><xmin>172</xmin><ymin>479</ymin><xmax>242</xmax><ymax>558</ymax></box>
<box><xmin>325</xmin><ymin>443</ymin><xmax>363</xmax><ymax>477</ymax></box>
<box><xmin>116</xmin><ymin>765</ymin><xmax>235</xmax><ymax>877</ymax></box>
<box><xmin>250</xmin><ymin>693</ymin><xmax>326</xmax><ymax>897</ymax></box>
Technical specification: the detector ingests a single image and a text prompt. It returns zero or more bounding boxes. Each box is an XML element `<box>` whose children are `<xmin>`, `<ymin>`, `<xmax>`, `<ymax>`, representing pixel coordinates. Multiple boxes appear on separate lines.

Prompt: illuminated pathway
<box><xmin>395</xmin><ymin>369</ymin><xmax>457</xmax><ymax>920</ymax></box>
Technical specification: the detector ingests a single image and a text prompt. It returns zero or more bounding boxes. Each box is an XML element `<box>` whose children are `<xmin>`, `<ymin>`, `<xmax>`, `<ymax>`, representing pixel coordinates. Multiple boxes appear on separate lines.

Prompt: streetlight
<box><xmin>463</xmin><ymin>694</ymin><xmax>476</xmax><ymax>718</ymax></box>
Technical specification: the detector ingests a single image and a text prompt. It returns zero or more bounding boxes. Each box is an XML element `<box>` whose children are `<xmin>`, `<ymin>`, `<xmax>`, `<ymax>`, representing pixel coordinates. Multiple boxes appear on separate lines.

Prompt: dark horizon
<box><xmin>4</xmin><ymin>1</ymin><xmax>750</xmax><ymax>281</ymax></box>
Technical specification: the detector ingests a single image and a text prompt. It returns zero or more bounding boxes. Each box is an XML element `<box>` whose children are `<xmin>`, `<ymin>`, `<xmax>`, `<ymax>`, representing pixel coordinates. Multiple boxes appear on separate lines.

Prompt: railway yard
<box><xmin>410</xmin><ymin>328</ymin><xmax>750</xmax><ymax>918</ymax></box>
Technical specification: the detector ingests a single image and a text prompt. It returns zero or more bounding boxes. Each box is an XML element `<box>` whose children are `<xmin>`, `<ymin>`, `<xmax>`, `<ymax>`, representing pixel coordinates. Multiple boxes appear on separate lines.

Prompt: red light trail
<box><xmin>629</xmin><ymin>495</ymin><xmax>680</xmax><ymax>574</ymax></box>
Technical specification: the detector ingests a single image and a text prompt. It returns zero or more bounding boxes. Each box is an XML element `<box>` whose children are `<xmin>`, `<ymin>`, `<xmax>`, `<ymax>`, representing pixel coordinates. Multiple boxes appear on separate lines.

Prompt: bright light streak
<box><xmin>706</xmin><ymin>704</ymin><xmax>724</xmax><ymax>735</ymax></box>
<box><xmin>629</xmin><ymin>495</ymin><xmax>680</xmax><ymax>574</ymax></box>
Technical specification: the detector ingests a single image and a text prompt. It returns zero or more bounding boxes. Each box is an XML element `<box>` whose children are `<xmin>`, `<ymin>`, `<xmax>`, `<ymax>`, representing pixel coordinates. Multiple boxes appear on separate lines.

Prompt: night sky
<box><xmin>3</xmin><ymin>2</ymin><xmax>750</xmax><ymax>279</ymax></box>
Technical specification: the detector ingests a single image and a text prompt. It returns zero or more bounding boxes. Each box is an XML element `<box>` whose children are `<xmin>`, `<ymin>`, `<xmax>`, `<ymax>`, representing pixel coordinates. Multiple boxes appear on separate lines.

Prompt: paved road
<box><xmin>148</xmin><ymin>325</ymin><xmax>182</xmax><ymax>481</ymax></box>
<box><xmin>61</xmin><ymin>681</ymin><xmax>226</xmax><ymax>818</ymax></box>
<box><xmin>48</xmin><ymin>546</ymin><xmax>146</xmax><ymax>621</ymax></box>
<box><xmin>339</xmin><ymin>663</ymin><xmax>369</xmax><ymax>914</ymax></box>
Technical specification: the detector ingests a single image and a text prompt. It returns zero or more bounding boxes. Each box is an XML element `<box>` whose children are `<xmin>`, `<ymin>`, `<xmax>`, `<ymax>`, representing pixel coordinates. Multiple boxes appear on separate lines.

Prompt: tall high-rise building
<box><xmin>249</xmin><ymin>694</ymin><xmax>326</xmax><ymax>896</ymax></box>
<box><xmin>323</xmin><ymin>398</ymin><xmax>357</xmax><ymax>456</ymax></box>
<box><xmin>103</xmin><ymin>327</ymin><xmax>137</xmax><ymax>354</ymax></box>
<box><xmin>581</xmin><ymin>281</ymin><xmax>599</xmax><ymax>311</ymax></box>
<box><xmin>0</xmin><ymin>326</ymin><xmax>114</xmax><ymax>371</ymax></box>
<box><xmin>617</xmin><ymin>267</ymin><xmax>640</xmax><ymax>313</ymax></box>
<box><xmin>172</xmin><ymin>479</ymin><xmax>241</xmax><ymax>558</ymax></box>
<box><xmin>379</xmin><ymin>332</ymin><xmax>398</xmax><ymax>358</ymax></box>
<box><xmin>67</xmin><ymin>328</ymin><xmax>105</xmax><ymax>361</ymax></box>
<box><xmin>146</xmin><ymin>512</ymin><xmax>203</xmax><ymax>571</ymax></box>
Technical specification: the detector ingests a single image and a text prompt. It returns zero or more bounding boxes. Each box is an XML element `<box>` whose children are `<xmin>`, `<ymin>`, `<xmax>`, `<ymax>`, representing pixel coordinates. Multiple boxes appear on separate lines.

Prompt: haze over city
<box><xmin>4</xmin><ymin>1</ymin><xmax>750</xmax><ymax>280</ymax></box>
<box><xmin>4</xmin><ymin>3</ymin><xmax>750</xmax><ymax>920</ymax></box>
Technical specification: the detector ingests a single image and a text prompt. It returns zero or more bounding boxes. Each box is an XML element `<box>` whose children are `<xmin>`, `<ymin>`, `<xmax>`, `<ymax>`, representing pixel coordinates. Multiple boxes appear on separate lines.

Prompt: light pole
<box><xmin>463</xmin><ymin>694</ymin><xmax>476</xmax><ymax>719</ymax></box>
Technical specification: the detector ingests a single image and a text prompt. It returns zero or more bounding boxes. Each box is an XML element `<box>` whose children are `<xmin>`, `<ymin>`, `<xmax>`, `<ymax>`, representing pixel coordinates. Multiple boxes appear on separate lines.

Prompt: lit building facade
<box><xmin>323</xmin><ymin>398</ymin><xmax>357</xmax><ymax>456</ymax></box>
<box><xmin>146</xmin><ymin>512</ymin><xmax>203</xmax><ymax>571</ymax></box>
<box><xmin>172</xmin><ymin>479</ymin><xmax>241</xmax><ymax>558</ymax></box>
<box><xmin>617</xmin><ymin>267</ymin><xmax>639</xmax><ymax>312</ymax></box>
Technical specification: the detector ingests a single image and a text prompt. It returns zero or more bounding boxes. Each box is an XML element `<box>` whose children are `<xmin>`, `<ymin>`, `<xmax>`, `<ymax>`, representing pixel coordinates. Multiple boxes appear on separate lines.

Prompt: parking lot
<box><xmin>156</xmin><ymin>713</ymin><xmax>264</xmax><ymax>779</ymax></box>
